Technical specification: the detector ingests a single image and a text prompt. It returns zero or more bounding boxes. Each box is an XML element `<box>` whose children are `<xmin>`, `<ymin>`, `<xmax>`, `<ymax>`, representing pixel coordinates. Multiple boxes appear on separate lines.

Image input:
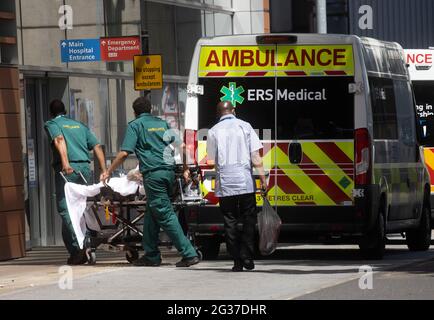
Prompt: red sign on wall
<box><xmin>100</xmin><ymin>36</ymin><xmax>141</xmax><ymax>62</ymax></box>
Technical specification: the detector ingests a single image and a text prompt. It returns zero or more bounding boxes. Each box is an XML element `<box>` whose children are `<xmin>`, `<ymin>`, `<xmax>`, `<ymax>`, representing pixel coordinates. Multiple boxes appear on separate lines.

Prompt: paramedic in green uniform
<box><xmin>101</xmin><ymin>97</ymin><xmax>199</xmax><ymax>267</ymax></box>
<box><xmin>45</xmin><ymin>99</ymin><xmax>107</xmax><ymax>265</ymax></box>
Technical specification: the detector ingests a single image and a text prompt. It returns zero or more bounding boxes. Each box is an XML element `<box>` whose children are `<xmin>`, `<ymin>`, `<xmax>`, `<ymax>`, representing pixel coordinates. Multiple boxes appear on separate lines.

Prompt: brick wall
<box><xmin>0</xmin><ymin>66</ymin><xmax>25</xmax><ymax>260</ymax></box>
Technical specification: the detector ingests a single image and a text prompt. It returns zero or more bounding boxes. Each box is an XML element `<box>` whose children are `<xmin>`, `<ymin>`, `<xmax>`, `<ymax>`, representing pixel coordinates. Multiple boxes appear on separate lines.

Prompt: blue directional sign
<box><xmin>60</xmin><ymin>39</ymin><xmax>101</xmax><ymax>63</ymax></box>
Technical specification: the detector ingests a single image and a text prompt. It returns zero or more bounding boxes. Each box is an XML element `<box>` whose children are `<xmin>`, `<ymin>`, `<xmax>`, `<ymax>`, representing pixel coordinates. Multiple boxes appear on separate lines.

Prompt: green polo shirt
<box><xmin>121</xmin><ymin>113</ymin><xmax>176</xmax><ymax>174</ymax></box>
<box><xmin>44</xmin><ymin>115</ymin><xmax>100</xmax><ymax>168</ymax></box>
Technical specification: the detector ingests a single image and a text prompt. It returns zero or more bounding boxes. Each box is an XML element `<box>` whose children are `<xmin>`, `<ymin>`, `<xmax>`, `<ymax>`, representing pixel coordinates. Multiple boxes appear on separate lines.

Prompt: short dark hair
<box><xmin>133</xmin><ymin>97</ymin><xmax>152</xmax><ymax>116</ymax></box>
<box><xmin>49</xmin><ymin>99</ymin><xmax>66</xmax><ymax>117</ymax></box>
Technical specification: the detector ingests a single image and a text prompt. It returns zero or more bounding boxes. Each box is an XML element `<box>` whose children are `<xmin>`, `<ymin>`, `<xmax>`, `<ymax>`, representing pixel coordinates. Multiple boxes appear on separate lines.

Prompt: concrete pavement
<box><xmin>2</xmin><ymin>243</ymin><xmax>434</xmax><ymax>300</ymax></box>
<box><xmin>298</xmin><ymin>257</ymin><xmax>434</xmax><ymax>300</ymax></box>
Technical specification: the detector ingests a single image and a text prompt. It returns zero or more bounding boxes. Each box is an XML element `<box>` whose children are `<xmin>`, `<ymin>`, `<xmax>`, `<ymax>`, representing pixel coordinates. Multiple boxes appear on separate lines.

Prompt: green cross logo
<box><xmin>339</xmin><ymin>176</ymin><xmax>351</xmax><ymax>189</ymax></box>
<box><xmin>220</xmin><ymin>82</ymin><xmax>245</xmax><ymax>107</ymax></box>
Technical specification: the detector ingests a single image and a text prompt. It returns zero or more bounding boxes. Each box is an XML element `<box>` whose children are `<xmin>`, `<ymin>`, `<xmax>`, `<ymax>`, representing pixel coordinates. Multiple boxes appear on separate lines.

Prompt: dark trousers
<box><xmin>219</xmin><ymin>193</ymin><xmax>257</xmax><ymax>262</ymax></box>
<box><xmin>142</xmin><ymin>169</ymin><xmax>198</xmax><ymax>263</ymax></box>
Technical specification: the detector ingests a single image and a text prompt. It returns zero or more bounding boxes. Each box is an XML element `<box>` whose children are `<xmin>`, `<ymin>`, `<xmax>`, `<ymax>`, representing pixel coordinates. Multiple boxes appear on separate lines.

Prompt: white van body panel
<box><xmin>405</xmin><ymin>49</ymin><xmax>434</xmax><ymax>81</ymax></box>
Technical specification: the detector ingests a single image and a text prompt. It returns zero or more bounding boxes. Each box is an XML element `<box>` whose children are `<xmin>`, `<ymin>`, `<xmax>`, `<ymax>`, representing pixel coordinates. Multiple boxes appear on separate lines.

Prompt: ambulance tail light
<box><xmin>184</xmin><ymin>129</ymin><xmax>198</xmax><ymax>165</ymax></box>
<box><xmin>355</xmin><ymin>128</ymin><xmax>372</xmax><ymax>185</ymax></box>
<box><xmin>256</xmin><ymin>35</ymin><xmax>297</xmax><ymax>44</ymax></box>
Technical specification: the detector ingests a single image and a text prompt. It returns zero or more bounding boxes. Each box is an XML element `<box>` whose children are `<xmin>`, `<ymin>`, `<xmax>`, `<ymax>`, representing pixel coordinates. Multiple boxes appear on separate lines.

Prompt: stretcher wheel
<box><xmin>196</xmin><ymin>249</ymin><xmax>203</xmax><ymax>262</ymax></box>
<box><xmin>126</xmin><ymin>249</ymin><xmax>139</xmax><ymax>264</ymax></box>
<box><xmin>87</xmin><ymin>250</ymin><xmax>96</xmax><ymax>265</ymax></box>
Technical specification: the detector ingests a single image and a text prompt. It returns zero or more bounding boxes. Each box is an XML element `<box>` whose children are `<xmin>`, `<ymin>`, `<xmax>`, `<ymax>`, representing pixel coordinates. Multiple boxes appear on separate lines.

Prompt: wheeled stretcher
<box><xmin>61</xmin><ymin>165</ymin><xmax>207</xmax><ymax>265</ymax></box>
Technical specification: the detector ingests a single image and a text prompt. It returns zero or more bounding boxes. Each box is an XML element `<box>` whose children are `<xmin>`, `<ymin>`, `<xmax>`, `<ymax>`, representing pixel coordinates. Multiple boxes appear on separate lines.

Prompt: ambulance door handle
<box><xmin>289</xmin><ymin>142</ymin><xmax>302</xmax><ymax>164</ymax></box>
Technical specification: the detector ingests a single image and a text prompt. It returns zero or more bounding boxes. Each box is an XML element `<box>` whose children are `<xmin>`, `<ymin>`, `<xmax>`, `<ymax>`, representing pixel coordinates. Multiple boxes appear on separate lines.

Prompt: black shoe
<box><xmin>242</xmin><ymin>259</ymin><xmax>255</xmax><ymax>270</ymax></box>
<box><xmin>67</xmin><ymin>250</ymin><xmax>87</xmax><ymax>265</ymax></box>
<box><xmin>232</xmin><ymin>260</ymin><xmax>243</xmax><ymax>272</ymax></box>
<box><xmin>133</xmin><ymin>256</ymin><xmax>161</xmax><ymax>267</ymax></box>
<box><xmin>176</xmin><ymin>256</ymin><xmax>200</xmax><ymax>267</ymax></box>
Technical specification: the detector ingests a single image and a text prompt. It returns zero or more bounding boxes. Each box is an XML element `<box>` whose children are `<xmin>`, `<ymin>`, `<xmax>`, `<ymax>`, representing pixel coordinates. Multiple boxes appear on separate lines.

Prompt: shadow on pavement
<box><xmin>190</xmin><ymin>266</ymin><xmax>359</xmax><ymax>275</ymax></box>
<box><xmin>385</xmin><ymin>256</ymin><xmax>434</xmax><ymax>276</ymax></box>
<box><xmin>2</xmin><ymin>244</ymin><xmax>434</xmax><ymax>271</ymax></box>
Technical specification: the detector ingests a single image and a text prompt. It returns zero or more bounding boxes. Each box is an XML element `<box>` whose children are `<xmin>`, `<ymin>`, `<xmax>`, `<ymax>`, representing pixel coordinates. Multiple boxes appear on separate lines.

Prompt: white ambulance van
<box><xmin>406</xmin><ymin>49</ymin><xmax>434</xmax><ymax>223</ymax></box>
<box><xmin>184</xmin><ymin>34</ymin><xmax>431</xmax><ymax>259</ymax></box>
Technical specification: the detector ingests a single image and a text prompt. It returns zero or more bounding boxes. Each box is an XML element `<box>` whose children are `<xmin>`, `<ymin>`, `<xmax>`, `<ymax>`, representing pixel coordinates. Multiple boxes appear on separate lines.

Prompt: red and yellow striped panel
<box><xmin>199</xmin><ymin>71</ymin><xmax>276</xmax><ymax>77</ymax></box>
<box><xmin>198</xmin><ymin>140</ymin><xmax>354</xmax><ymax>206</ymax></box>
<box><xmin>423</xmin><ymin>147</ymin><xmax>434</xmax><ymax>193</ymax></box>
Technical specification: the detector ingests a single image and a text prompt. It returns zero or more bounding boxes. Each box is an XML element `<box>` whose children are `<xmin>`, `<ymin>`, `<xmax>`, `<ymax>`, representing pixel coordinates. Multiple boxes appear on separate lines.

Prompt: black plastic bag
<box><xmin>257</xmin><ymin>196</ymin><xmax>282</xmax><ymax>256</ymax></box>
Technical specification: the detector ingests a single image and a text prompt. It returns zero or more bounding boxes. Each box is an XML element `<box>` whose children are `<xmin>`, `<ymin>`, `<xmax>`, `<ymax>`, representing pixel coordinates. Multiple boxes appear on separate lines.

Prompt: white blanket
<box><xmin>64</xmin><ymin>177</ymin><xmax>142</xmax><ymax>249</ymax></box>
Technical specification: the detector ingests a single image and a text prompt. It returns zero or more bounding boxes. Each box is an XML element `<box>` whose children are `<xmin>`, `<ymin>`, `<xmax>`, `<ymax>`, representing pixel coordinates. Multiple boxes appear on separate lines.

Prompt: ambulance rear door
<box><xmin>273</xmin><ymin>44</ymin><xmax>355</xmax><ymax>209</ymax></box>
<box><xmin>406</xmin><ymin>49</ymin><xmax>434</xmax><ymax>196</ymax></box>
<box><xmin>196</xmin><ymin>38</ymin><xmax>356</xmax><ymax>213</ymax></box>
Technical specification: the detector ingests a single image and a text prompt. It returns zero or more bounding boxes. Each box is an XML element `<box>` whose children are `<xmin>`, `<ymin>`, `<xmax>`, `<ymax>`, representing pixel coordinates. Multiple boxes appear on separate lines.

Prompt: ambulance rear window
<box><xmin>198</xmin><ymin>77</ymin><xmax>276</xmax><ymax>139</ymax></box>
<box><xmin>276</xmin><ymin>77</ymin><xmax>354</xmax><ymax>140</ymax></box>
<box><xmin>198</xmin><ymin>76</ymin><xmax>354</xmax><ymax>140</ymax></box>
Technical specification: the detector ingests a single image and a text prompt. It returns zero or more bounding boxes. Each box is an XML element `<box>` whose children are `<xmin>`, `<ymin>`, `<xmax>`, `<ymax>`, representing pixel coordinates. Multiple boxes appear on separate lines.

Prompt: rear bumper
<box><xmin>186</xmin><ymin>185</ymin><xmax>381</xmax><ymax>239</ymax></box>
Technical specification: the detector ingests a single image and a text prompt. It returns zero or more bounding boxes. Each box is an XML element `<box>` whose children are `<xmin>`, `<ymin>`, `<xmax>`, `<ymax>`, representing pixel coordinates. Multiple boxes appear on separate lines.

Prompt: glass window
<box><xmin>214</xmin><ymin>0</ymin><xmax>232</xmax><ymax>6</ymax></box>
<box><xmin>362</xmin><ymin>42</ymin><xmax>390</xmax><ymax>74</ymax></box>
<box><xmin>394</xmin><ymin>80</ymin><xmax>416</xmax><ymax>146</ymax></box>
<box><xmin>108</xmin><ymin>78</ymin><xmax>140</xmax><ymax>154</ymax></box>
<box><xmin>203</xmin><ymin>11</ymin><xmax>216</xmax><ymax>37</ymax></box>
<box><xmin>176</xmin><ymin>6</ymin><xmax>203</xmax><ymax>76</ymax></box>
<box><xmin>198</xmin><ymin>77</ymin><xmax>276</xmax><ymax>139</ymax></box>
<box><xmin>386</xmin><ymin>47</ymin><xmax>407</xmax><ymax>76</ymax></box>
<box><xmin>69</xmin><ymin>77</ymin><xmax>109</xmax><ymax>147</ymax></box>
<box><xmin>146</xmin><ymin>2</ymin><xmax>177</xmax><ymax>75</ymax></box>
<box><xmin>413</xmin><ymin>81</ymin><xmax>434</xmax><ymax>146</ymax></box>
<box><xmin>150</xmin><ymin>83</ymin><xmax>185</xmax><ymax>130</ymax></box>
<box><xmin>370</xmin><ymin>77</ymin><xmax>398</xmax><ymax>140</ymax></box>
<box><xmin>277</xmin><ymin>77</ymin><xmax>354</xmax><ymax>140</ymax></box>
<box><xmin>146</xmin><ymin>2</ymin><xmax>203</xmax><ymax>76</ymax></box>
<box><xmin>214</xmin><ymin>13</ymin><xmax>233</xmax><ymax>36</ymax></box>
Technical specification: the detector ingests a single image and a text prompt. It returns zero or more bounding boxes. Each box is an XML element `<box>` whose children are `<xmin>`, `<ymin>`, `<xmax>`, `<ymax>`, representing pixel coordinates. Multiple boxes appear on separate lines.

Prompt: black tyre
<box><xmin>406</xmin><ymin>205</ymin><xmax>431</xmax><ymax>251</ymax></box>
<box><xmin>125</xmin><ymin>249</ymin><xmax>139</xmax><ymax>264</ymax></box>
<box><xmin>359</xmin><ymin>209</ymin><xmax>386</xmax><ymax>260</ymax></box>
<box><xmin>196</xmin><ymin>236</ymin><xmax>221</xmax><ymax>260</ymax></box>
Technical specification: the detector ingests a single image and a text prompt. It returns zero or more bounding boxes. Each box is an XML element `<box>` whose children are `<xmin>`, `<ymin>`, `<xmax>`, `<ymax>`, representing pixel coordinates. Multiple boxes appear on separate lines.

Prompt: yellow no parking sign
<box><xmin>134</xmin><ymin>54</ymin><xmax>163</xmax><ymax>90</ymax></box>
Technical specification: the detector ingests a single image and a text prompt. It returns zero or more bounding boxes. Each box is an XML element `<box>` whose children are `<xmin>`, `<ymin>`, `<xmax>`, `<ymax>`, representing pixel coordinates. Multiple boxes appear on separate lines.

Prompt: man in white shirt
<box><xmin>207</xmin><ymin>101</ymin><xmax>267</xmax><ymax>272</ymax></box>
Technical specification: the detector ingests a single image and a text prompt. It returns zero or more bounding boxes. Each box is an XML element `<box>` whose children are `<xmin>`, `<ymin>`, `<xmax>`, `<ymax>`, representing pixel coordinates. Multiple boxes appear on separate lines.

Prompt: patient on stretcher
<box><xmin>64</xmin><ymin>166</ymin><xmax>145</xmax><ymax>249</ymax></box>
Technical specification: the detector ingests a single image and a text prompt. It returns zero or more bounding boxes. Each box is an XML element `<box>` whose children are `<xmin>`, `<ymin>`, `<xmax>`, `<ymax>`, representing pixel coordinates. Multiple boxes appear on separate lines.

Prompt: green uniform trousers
<box><xmin>142</xmin><ymin>169</ymin><xmax>197</xmax><ymax>263</ymax></box>
<box><xmin>54</xmin><ymin>163</ymin><xmax>91</xmax><ymax>256</ymax></box>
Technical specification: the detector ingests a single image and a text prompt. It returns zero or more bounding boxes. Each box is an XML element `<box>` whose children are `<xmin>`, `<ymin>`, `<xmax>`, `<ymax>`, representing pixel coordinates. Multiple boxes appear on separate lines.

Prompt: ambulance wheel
<box><xmin>406</xmin><ymin>205</ymin><xmax>431</xmax><ymax>251</ymax></box>
<box><xmin>126</xmin><ymin>249</ymin><xmax>139</xmax><ymax>264</ymax></box>
<box><xmin>359</xmin><ymin>209</ymin><xmax>386</xmax><ymax>260</ymax></box>
<box><xmin>87</xmin><ymin>250</ymin><xmax>96</xmax><ymax>265</ymax></box>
